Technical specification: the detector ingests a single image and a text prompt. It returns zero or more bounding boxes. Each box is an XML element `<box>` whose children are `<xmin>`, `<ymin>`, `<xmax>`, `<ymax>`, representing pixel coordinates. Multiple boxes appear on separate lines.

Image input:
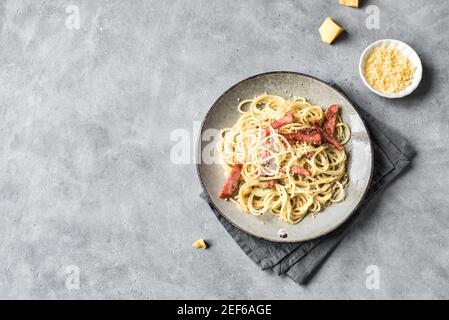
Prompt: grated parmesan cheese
<box><xmin>365</xmin><ymin>46</ymin><xmax>415</xmax><ymax>94</ymax></box>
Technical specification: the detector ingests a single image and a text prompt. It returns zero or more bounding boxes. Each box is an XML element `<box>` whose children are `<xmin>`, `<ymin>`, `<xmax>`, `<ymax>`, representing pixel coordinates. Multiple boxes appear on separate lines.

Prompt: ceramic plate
<box><xmin>197</xmin><ymin>72</ymin><xmax>373</xmax><ymax>242</ymax></box>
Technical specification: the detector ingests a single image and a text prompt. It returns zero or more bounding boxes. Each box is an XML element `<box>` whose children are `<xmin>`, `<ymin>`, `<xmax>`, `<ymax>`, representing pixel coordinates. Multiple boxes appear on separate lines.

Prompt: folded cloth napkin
<box><xmin>201</xmin><ymin>84</ymin><xmax>415</xmax><ymax>285</ymax></box>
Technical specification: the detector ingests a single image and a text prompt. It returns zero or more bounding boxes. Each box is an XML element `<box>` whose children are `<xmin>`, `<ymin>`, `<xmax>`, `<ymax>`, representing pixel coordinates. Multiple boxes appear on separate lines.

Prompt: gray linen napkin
<box><xmin>201</xmin><ymin>84</ymin><xmax>415</xmax><ymax>285</ymax></box>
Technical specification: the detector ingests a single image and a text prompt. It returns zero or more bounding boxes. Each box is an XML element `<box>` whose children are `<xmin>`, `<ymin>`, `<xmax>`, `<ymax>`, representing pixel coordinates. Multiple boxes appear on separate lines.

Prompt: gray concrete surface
<box><xmin>0</xmin><ymin>0</ymin><xmax>448</xmax><ymax>299</ymax></box>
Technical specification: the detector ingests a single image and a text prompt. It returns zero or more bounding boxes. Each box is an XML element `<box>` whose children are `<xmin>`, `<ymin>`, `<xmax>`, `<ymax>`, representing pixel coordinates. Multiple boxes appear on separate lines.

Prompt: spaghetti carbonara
<box><xmin>217</xmin><ymin>94</ymin><xmax>351</xmax><ymax>224</ymax></box>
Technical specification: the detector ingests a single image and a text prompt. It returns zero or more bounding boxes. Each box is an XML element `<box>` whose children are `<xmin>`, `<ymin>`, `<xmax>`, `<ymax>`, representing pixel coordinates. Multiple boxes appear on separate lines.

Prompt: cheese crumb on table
<box><xmin>319</xmin><ymin>18</ymin><xmax>344</xmax><ymax>45</ymax></box>
<box><xmin>339</xmin><ymin>0</ymin><xmax>359</xmax><ymax>8</ymax></box>
<box><xmin>192</xmin><ymin>239</ymin><xmax>207</xmax><ymax>249</ymax></box>
<box><xmin>365</xmin><ymin>46</ymin><xmax>416</xmax><ymax>94</ymax></box>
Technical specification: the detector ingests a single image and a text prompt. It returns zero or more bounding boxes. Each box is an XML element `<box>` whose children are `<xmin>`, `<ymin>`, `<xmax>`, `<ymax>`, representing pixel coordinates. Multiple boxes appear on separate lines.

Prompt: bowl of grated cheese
<box><xmin>359</xmin><ymin>39</ymin><xmax>422</xmax><ymax>98</ymax></box>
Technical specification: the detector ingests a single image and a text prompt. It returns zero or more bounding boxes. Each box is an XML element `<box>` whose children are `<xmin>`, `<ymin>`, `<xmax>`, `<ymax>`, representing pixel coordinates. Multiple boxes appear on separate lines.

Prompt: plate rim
<box><xmin>196</xmin><ymin>71</ymin><xmax>374</xmax><ymax>243</ymax></box>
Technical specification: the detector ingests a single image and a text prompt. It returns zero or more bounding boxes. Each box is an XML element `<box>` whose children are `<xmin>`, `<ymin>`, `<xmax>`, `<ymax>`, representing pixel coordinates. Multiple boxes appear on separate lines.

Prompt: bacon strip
<box><xmin>312</xmin><ymin>124</ymin><xmax>343</xmax><ymax>150</ymax></box>
<box><xmin>264</xmin><ymin>111</ymin><xmax>295</xmax><ymax>136</ymax></box>
<box><xmin>281</xmin><ymin>165</ymin><xmax>311</xmax><ymax>176</ymax></box>
<box><xmin>219</xmin><ymin>164</ymin><xmax>243</xmax><ymax>199</ymax></box>
<box><xmin>324</xmin><ymin>104</ymin><xmax>340</xmax><ymax>136</ymax></box>
<box><xmin>290</xmin><ymin>165</ymin><xmax>311</xmax><ymax>176</ymax></box>
<box><xmin>267</xmin><ymin>179</ymin><xmax>277</xmax><ymax>189</ymax></box>
<box><xmin>282</xmin><ymin>131</ymin><xmax>322</xmax><ymax>145</ymax></box>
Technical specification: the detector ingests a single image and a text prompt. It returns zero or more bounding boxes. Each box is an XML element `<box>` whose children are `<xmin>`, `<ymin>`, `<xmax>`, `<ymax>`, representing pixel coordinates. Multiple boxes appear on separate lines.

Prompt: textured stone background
<box><xmin>0</xmin><ymin>0</ymin><xmax>448</xmax><ymax>299</ymax></box>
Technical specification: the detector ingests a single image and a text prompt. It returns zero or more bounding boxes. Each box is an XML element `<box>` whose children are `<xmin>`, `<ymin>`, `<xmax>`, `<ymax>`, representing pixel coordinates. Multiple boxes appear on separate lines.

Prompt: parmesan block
<box><xmin>192</xmin><ymin>239</ymin><xmax>207</xmax><ymax>249</ymax></box>
<box><xmin>319</xmin><ymin>18</ymin><xmax>344</xmax><ymax>45</ymax></box>
<box><xmin>339</xmin><ymin>0</ymin><xmax>359</xmax><ymax>8</ymax></box>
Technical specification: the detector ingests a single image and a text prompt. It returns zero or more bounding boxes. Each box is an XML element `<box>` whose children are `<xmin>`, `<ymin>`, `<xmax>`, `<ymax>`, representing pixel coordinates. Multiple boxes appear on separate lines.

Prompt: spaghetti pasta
<box><xmin>217</xmin><ymin>94</ymin><xmax>351</xmax><ymax>224</ymax></box>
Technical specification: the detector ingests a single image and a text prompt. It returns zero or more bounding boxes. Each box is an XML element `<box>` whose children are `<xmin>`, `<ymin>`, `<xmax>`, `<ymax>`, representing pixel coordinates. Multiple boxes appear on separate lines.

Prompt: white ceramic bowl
<box><xmin>359</xmin><ymin>39</ymin><xmax>423</xmax><ymax>99</ymax></box>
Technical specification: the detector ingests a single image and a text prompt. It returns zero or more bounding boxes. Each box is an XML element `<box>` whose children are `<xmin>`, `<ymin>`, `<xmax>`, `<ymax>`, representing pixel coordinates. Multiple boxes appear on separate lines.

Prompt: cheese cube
<box><xmin>319</xmin><ymin>18</ymin><xmax>344</xmax><ymax>45</ymax></box>
<box><xmin>339</xmin><ymin>0</ymin><xmax>359</xmax><ymax>8</ymax></box>
<box><xmin>192</xmin><ymin>239</ymin><xmax>207</xmax><ymax>249</ymax></box>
